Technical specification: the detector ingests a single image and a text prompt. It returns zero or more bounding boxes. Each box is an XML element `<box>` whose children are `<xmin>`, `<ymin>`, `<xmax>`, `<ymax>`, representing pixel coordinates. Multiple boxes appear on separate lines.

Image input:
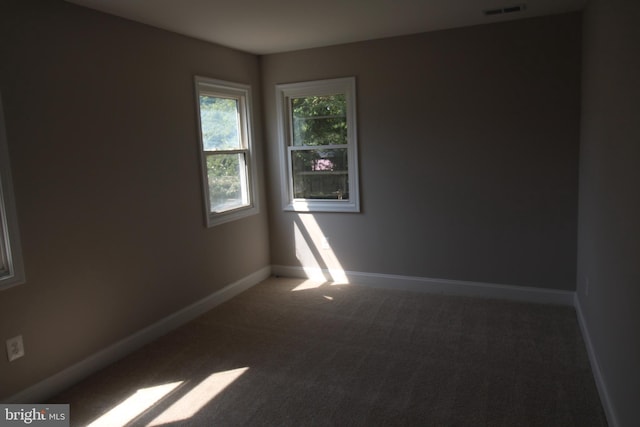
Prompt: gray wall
<box><xmin>262</xmin><ymin>13</ymin><xmax>582</xmax><ymax>290</ymax></box>
<box><xmin>577</xmin><ymin>0</ymin><xmax>640</xmax><ymax>425</ymax></box>
<box><xmin>0</xmin><ymin>0</ymin><xmax>270</xmax><ymax>399</ymax></box>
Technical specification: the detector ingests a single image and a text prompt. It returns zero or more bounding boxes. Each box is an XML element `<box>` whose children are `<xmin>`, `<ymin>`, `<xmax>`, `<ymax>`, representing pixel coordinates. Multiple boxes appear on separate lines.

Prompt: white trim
<box><xmin>275</xmin><ymin>77</ymin><xmax>360</xmax><ymax>213</ymax></box>
<box><xmin>271</xmin><ymin>265</ymin><xmax>575</xmax><ymax>306</ymax></box>
<box><xmin>5</xmin><ymin>266</ymin><xmax>271</xmax><ymax>404</ymax></box>
<box><xmin>574</xmin><ymin>294</ymin><xmax>619</xmax><ymax>427</ymax></box>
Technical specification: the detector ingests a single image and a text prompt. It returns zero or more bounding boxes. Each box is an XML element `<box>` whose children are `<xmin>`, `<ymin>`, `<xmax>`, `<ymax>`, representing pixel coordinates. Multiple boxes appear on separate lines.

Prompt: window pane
<box><xmin>291</xmin><ymin>148</ymin><xmax>349</xmax><ymax>200</ymax></box>
<box><xmin>199</xmin><ymin>96</ymin><xmax>241</xmax><ymax>150</ymax></box>
<box><xmin>291</xmin><ymin>95</ymin><xmax>347</xmax><ymax>146</ymax></box>
<box><xmin>207</xmin><ymin>153</ymin><xmax>249</xmax><ymax>213</ymax></box>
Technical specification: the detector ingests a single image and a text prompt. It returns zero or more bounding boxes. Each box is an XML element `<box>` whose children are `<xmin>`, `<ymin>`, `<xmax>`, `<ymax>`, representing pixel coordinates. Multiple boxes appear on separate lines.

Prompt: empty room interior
<box><xmin>0</xmin><ymin>0</ymin><xmax>638</xmax><ymax>426</ymax></box>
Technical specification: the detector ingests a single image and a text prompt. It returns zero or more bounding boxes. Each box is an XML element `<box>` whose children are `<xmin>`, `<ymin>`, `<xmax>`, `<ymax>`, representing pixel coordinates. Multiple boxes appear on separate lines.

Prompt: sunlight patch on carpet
<box><xmin>291</xmin><ymin>279</ymin><xmax>326</xmax><ymax>291</ymax></box>
<box><xmin>87</xmin><ymin>381</ymin><xmax>182</xmax><ymax>427</ymax></box>
<box><xmin>147</xmin><ymin>367</ymin><xmax>249</xmax><ymax>425</ymax></box>
<box><xmin>290</xmin><ymin>279</ymin><xmax>349</xmax><ymax>292</ymax></box>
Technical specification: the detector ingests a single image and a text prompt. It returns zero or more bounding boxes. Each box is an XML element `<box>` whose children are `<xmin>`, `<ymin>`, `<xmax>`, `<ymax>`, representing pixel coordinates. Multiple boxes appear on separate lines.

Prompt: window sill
<box><xmin>284</xmin><ymin>200</ymin><xmax>359</xmax><ymax>213</ymax></box>
<box><xmin>207</xmin><ymin>205</ymin><xmax>259</xmax><ymax>227</ymax></box>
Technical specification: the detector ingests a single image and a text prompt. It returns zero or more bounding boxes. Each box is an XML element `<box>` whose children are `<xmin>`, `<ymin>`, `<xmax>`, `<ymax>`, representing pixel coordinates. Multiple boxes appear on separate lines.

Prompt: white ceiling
<box><xmin>65</xmin><ymin>0</ymin><xmax>587</xmax><ymax>55</ymax></box>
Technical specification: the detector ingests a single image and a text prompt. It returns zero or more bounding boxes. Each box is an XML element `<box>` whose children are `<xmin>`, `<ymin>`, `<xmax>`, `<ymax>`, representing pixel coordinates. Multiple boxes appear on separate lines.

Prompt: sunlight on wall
<box><xmin>294</xmin><ymin>214</ymin><xmax>348</xmax><ymax>284</ymax></box>
<box><xmin>294</xmin><ymin>221</ymin><xmax>325</xmax><ymax>282</ymax></box>
<box><xmin>147</xmin><ymin>367</ymin><xmax>249</xmax><ymax>425</ymax></box>
<box><xmin>87</xmin><ymin>381</ymin><xmax>183</xmax><ymax>427</ymax></box>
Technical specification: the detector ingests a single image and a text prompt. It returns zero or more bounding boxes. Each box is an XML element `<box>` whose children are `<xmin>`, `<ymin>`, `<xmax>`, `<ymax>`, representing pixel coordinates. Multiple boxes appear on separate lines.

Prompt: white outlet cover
<box><xmin>6</xmin><ymin>335</ymin><xmax>24</xmax><ymax>362</ymax></box>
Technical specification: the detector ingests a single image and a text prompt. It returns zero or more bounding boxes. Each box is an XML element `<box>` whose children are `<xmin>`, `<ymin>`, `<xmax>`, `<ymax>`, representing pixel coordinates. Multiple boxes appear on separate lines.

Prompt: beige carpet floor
<box><xmin>51</xmin><ymin>276</ymin><xmax>607</xmax><ymax>426</ymax></box>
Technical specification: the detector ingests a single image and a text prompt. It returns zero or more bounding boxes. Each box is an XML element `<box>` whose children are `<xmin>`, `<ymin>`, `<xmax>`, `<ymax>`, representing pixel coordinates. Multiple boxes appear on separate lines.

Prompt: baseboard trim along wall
<box><xmin>6</xmin><ymin>266</ymin><xmax>272</xmax><ymax>404</ymax></box>
<box><xmin>574</xmin><ymin>295</ymin><xmax>619</xmax><ymax>427</ymax></box>
<box><xmin>271</xmin><ymin>265</ymin><xmax>575</xmax><ymax>306</ymax></box>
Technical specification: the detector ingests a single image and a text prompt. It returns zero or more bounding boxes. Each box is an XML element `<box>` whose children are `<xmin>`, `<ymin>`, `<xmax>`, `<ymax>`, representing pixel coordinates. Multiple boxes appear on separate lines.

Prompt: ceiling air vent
<box><xmin>484</xmin><ymin>4</ymin><xmax>527</xmax><ymax>16</ymax></box>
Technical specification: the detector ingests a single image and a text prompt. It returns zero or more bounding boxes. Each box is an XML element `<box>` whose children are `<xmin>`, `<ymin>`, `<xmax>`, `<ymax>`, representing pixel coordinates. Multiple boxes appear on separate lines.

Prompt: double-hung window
<box><xmin>195</xmin><ymin>77</ymin><xmax>259</xmax><ymax>227</ymax></box>
<box><xmin>0</xmin><ymin>92</ymin><xmax>25</xmax><ymax>290</ymax></box>
<box><xmin>276</xmin><ymin>77</ymin><xmax>360</xmax><ymax>212</ymax></box>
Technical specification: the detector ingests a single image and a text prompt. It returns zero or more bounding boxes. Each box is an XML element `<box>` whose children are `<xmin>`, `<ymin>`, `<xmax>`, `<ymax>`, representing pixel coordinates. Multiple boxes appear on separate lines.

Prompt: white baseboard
<box><xmin>6</xmin><ymin>266</ymin><xmax>271</xmax><ymax>404</ymax></box>
<box><xmin>574</xmin><ymin>294</ymin><xmax>619</xmax><ymax>427</ymax></box>
<box><xmin>271</xmin><ymin>265</ymin><xmax>575</xmax><ymax>306</ymax></box>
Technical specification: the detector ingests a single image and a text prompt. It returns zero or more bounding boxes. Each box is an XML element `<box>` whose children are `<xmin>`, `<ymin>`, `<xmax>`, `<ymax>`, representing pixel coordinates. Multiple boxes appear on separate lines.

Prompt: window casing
<box><xmin>195</xmin><ymin>77</ymin><xmax>259</xmax><ymax>227</ymax></box>
<box><xmin>0</xmin><ymin>92</ymin><xmax>25</xmax><ymax>290</ymax></box>
<box><xmin>276</xmin><ymin>77</ymin><xmax>360</xmax><ymax>212</ymax></box>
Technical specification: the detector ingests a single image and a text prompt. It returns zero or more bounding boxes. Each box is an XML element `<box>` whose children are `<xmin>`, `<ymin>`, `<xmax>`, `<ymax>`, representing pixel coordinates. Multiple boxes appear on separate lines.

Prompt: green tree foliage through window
<box><xmin>291</xmin><ymin>95</ymin><xmax>347</xmax><ymax>146</ymax></box>
<box><xmin>199</xmin><ymin>94</ymin><xmax>247</xmax><ymax>212</ymax></box>
<box><xmin>206</xmin><ymin>154</ymin><xmax>244</xmax><ymax>211</ymax></box>
<box><xmin>199</xmin><ymin>96</ymin><xmax>241</xmax><ymax>150</ymax></box>
<box><xmin>289</xmin><ymin>94</ymin><xmax>349</xmax><ymax>199</ymax></box>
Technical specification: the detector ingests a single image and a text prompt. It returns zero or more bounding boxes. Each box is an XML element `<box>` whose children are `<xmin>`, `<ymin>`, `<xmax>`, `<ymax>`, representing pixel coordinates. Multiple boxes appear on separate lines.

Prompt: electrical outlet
<box><xmin>6</xmin><ymin>335</ymin><xmax>25</xmax><ymax>362</ymax></box>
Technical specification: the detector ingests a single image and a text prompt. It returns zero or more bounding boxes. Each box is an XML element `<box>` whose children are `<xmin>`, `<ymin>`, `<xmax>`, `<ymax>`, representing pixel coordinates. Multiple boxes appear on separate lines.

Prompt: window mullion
<box><xmin>205</xmin><ymin>148</ymin><xmax>248</xmax><ymax>155</ymax></box>
<box><xmin>288</xmin><ymin>144</ymin><xmax>348</xmax><ymax>151</ymax></box>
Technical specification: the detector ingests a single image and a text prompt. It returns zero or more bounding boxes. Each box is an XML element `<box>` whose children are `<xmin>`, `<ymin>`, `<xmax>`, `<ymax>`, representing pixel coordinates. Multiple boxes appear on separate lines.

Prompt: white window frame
<box><xmin>194</xmin><ymin>77</ymin><xmax>259</xmax><ymax>227</ymax></box>
<box><xmin>0</xmin><ymin>91</ymin><xmax>25</xmax><ymax>290</ymax></box>
<box><xmin>276</xmin><ymin>77</ymin><xmax>360</xmax><ymax>213</ymax></box>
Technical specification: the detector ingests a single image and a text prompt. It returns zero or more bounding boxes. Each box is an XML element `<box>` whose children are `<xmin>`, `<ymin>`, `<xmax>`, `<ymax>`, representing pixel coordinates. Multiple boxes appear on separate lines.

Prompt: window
<box><xmin>0</xmin><ymin>92</ymin><xmax>25</xmax><ymax>290</ymax></box>
<box><xmin>195</xmin><ymin>77</ymin><xmax>259</xmax><ymax>227</ymax></box>
<box><xmin>276</xmin><ymin>77</ymin><xmax>360</xmax><ymax>212</ymax></box>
